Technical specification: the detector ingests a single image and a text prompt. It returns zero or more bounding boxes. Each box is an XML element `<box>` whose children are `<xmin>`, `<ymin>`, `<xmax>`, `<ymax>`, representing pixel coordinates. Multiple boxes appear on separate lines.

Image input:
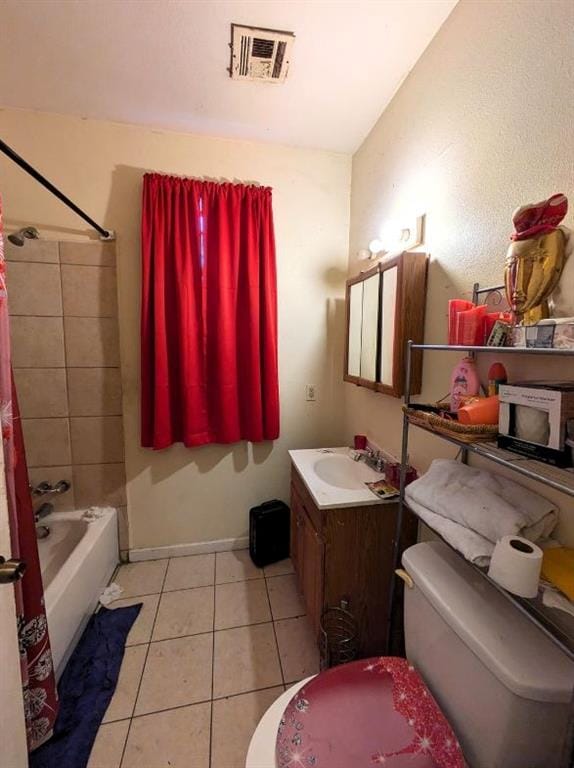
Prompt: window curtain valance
<box><xmin>141</xmin><ymin>173</ymin><xmax>280</xmax><ymax>449</ymax></box>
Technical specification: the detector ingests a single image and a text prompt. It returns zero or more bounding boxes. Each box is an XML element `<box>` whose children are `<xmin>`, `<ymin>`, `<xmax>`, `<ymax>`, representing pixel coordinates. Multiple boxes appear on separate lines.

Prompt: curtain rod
<box><xmin>0</xmin><ymin>137</ymin><xmax>114</xmax><ymax>241</ymax></box>
<box><xmin>145</xmin><ymin>171</ymin><xmax>262</xmax><ymax>187</ymax></box>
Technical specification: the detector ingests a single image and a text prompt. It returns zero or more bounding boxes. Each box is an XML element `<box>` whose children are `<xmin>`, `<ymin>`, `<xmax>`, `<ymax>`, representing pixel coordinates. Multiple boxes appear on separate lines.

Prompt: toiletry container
<box><xmin>450</xmin><ymin>356</ymin><xmax>480</xmax><ymax>411</ymax></box>
<box><xmin>488</xmin><ymin>362</ymin><xmax>508</xmax><ymax>396</ymax></box>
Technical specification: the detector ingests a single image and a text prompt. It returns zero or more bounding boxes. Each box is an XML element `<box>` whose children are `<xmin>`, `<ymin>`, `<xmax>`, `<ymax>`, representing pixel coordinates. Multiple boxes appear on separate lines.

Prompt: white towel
<box><xmin>406</xmin><ymin>459</ymin><xmax>557</xmax><ymax>541</ymax></box>
<box><xmin>408</xmin><ymin>497</ymin><xmax>495</xmax><ymax>566</ymax></box>
<box><xmin>99</xmin><ymin>582</ymin><xmax>124</xmax><ymax>606</ymax></box>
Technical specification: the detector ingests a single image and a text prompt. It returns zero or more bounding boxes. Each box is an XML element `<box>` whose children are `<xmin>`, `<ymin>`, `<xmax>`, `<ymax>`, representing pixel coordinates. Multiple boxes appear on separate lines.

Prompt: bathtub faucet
<box><xmin>31</xmin><ymin>480</ymin><xmax>71</xmax><ymax>497</ymax></box>
<box><xmin>35</xmin><ymin>502</ymin><xmax>53</xmax><ymax>540</ymax></box>
<box><xmin>35</xmin><ymin>502</ymin><xmax>54</xmax><ymax>522</ymax></box>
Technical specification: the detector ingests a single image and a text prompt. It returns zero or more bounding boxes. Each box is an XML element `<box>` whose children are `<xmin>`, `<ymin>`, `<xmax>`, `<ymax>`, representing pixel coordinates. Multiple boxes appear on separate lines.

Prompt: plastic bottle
<box><xmin>450</xmin><ymin>356</ymin><xmax>480</xmax><ymax>412</ymax></box>
<box><xmin>487</xmin><ymin>362</ymin><xmax>508</xmax><ymax>396</ymax></box>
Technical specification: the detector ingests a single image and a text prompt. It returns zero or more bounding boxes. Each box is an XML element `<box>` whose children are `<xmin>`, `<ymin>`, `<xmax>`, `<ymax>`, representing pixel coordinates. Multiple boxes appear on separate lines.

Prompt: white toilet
<box><xmin>247</xmin><ymin>541</ymin><xmax>574</xmax><ymax>768</ymax></box>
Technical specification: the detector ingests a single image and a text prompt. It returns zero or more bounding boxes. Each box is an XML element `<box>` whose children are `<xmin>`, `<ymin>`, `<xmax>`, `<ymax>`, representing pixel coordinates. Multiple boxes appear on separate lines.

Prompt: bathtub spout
<box><xmin>36</xmin><ymin>525</ymin><xmax>50</xmax><ymax>539</ymax></box>
<box><xmin>35</xmin><ymin>502</ymin><xmax>54</xmax><ymax>522</ymax></box>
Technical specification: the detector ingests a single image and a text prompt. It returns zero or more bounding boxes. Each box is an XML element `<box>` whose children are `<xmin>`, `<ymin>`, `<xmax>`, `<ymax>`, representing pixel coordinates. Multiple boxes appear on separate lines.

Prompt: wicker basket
<box><xmin>403</xmin><ymin>405</ymin><xmax>498</xmax><ymax>443</ymax></box>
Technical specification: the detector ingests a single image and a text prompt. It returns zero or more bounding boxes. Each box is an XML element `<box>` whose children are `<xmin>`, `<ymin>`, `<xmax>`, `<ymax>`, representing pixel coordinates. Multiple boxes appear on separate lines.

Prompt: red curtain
<box><xmin>0</xmin><ymin>198</ymin><xmax>59</xmax><ymax>751</ymax></box>
<box><xmin>141</xmin><ymin>174</ymin><xmax>280</xmax><ymax>449</ymax></box>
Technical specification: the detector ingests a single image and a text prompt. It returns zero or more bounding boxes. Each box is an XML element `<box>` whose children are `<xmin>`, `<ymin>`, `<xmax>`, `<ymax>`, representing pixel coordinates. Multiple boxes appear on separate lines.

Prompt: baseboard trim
<box><xmin>129</xmin><ymin>536</ymin><xmax>249</xmax><ymax>562</ymax></box>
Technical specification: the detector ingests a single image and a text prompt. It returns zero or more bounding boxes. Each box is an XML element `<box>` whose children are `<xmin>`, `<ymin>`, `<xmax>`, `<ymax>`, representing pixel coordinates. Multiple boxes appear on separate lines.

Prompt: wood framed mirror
<box><xmin>344</xmin><ymin>251</ymin><xmax>428</xmax><ymax>397</ymax></box>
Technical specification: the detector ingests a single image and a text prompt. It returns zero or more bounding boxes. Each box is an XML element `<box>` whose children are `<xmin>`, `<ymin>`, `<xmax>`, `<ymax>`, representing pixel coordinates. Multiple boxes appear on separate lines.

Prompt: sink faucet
<box><xmin>361</xmin><ymin>447</ymin><xmax>386</xmax><ymax>473</ymax></box>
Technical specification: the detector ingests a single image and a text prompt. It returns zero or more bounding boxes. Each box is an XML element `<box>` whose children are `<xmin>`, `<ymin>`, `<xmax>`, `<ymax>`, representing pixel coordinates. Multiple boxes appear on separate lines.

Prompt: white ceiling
<box><xmin>0</xmin><ymin>0</ymin><xmax>457</xmax><ymax>153</ymax></box>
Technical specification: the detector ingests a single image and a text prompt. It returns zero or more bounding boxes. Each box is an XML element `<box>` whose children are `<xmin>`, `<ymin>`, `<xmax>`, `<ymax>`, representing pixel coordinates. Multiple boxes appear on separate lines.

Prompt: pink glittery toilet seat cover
<box><xmin>276</xmin><ymin>656</ymin><xmax>465</xmax><ymax>767</ymax></box>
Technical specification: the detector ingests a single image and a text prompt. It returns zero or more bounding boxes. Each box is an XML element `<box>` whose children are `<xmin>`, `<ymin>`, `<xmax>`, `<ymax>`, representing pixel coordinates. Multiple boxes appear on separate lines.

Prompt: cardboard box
<box><xmin>498</xmin><ymin>382</ymin><xmax>574</xmax><ymax>464</ymax></box>
<box><xmin>497</xmin><ymin>434</ymin><xmax>572</xmax><ymax>467</ymax></box>
<box><xmin>511</xmin><ymin>320</ymin><xmax>574</xmax><ymax>349</ymax></box>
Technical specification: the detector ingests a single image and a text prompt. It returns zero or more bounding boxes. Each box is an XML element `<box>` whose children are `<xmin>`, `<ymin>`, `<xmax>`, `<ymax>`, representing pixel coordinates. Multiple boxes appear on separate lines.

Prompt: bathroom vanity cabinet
<box><xmin>290</xmin><ymin>464</ymin><xmax>417</xmax><ymax>657</ymax></box>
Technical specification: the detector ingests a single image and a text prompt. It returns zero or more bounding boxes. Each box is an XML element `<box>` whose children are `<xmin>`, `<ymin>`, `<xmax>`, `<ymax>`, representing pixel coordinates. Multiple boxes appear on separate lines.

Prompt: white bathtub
<box><xmin>37</xmin><ymin>507</ymin><xmax>119</xmax><ymax>679</ymax></box>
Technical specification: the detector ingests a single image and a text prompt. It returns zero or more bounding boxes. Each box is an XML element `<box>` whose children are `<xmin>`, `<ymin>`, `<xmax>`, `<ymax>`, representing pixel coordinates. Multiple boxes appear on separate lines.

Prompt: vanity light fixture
<box><xmin>369</xmin><ymin>238</ymin><xmax>385</xmax><ymax>255</ymax></box>
<box><xmin>357</xmin><ymin>215</ymin><xmax>424</xmax><ymax>264</ymax></box>
<box><xmin>357</xmin><ymin>239</ymin><xmax>386</xmax><ymax>262</ymax></box>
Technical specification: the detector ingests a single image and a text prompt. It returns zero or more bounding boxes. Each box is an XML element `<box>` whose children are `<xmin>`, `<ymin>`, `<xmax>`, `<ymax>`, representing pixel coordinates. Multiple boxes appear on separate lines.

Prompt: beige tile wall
<box><xmin>5</xmin><ymin>238</ymin><xmax>128</xmax><ymax>555</ymax></box>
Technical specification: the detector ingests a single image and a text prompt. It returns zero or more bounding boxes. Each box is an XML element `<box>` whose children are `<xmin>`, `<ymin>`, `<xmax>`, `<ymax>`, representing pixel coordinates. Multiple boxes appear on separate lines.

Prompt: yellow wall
<box><xmin>345</xmin><ymin>0</ymin><xmax>574</xmax><ymax>545</ymax></box>
<box><xmin>1</xmin><ymin>0</ymin><xmax>572</xmax><ymax>551</ymax></box>
<box><xmin>0</xmin><ymin>109</ymin><xmax>351</xmax><ymax>549</ymax></box>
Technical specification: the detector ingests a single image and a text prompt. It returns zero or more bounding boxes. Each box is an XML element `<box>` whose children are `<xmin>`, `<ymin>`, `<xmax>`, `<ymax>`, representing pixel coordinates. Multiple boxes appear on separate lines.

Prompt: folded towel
<box><xmin>408</xmin><ymin>497</ymin><xmax>495</xmax><ymax>566</ymax></box>
<box><xmin>405</xmin><ymin>459</ymin><xmax>557</xmax><ymax>544</ymax></box>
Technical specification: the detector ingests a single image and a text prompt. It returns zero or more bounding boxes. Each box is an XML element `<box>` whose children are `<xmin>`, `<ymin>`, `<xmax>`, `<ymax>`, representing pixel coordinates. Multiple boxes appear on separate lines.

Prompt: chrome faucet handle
<box><xmin>31</xmin><ymin>480</ymin><xmax>71</xmax><ymax>497</ymax></box>
<box><xmin>374</xmin><ymin>455</ymin><xmax>386</xmax><ymax>473</ymax></box>
<box><xmin>31</xmin><ymin>481</ymin><xmax>52</xmax><ymax>496</ymax></box>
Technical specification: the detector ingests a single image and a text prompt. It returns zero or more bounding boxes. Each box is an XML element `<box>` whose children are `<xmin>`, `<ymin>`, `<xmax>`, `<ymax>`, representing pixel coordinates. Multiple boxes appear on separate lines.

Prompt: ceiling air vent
<box><xmin>230</xmin><ymin>24</ymin><xmax>295</xmax><ymax>84</ymax></box>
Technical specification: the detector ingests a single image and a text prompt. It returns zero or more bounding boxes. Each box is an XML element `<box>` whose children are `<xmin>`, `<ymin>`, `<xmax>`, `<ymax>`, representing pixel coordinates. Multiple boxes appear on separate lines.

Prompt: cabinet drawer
<box><xmin>291</xmin><ymin>467</ymin><xmax>323</xmax><ymax>532</ymax></box>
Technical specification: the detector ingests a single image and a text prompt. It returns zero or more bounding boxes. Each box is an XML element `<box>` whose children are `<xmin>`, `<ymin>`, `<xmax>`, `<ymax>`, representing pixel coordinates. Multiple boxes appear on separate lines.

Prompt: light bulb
<box><xmin>369</xmin><ymin>238</ymin><xmax>384</xmax><ymax>254</ymax></box>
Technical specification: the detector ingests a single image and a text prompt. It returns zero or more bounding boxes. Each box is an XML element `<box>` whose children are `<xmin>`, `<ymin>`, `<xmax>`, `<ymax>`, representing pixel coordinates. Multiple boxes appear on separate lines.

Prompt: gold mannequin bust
<box><xmin>505</xmin><ymin>194</ymin><xmax>568</xmax><ymax>325</ymax></box>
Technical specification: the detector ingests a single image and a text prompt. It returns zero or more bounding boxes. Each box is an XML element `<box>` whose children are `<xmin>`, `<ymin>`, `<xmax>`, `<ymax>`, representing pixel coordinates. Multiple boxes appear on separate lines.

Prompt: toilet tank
<box><xmin>402</xmin><ymin>541</ymin><xmax>574</xmax><ymax>768</ymax></box>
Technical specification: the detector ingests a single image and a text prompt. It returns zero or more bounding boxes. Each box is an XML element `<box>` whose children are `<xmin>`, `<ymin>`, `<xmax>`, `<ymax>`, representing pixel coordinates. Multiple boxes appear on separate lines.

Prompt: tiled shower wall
<box><xmin>4</xmin><ymin>238</ymin><xmax>128</xmax><ymax>557</ymax></box>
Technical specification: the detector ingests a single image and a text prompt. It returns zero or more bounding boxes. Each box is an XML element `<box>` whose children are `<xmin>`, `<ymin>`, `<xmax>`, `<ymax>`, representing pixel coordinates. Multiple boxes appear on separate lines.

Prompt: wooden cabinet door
<box><xmin>290</xmin><ymin>491</ymin><xmax>301</xmax><ymax>579</ymax></box>
<box><xmin>290</xmin><ymin>487</ymin><xmax>307</xmax><ymax>594</ymax></box>
<box><xmin>290</xmin><ymin>472</ymin><xmax>325</xmax><ymax>634</ymax></box>
<box><xmin>301</xmin><ymin>511</ymin><xmax>324</xmax><ymax>636</ymax></box>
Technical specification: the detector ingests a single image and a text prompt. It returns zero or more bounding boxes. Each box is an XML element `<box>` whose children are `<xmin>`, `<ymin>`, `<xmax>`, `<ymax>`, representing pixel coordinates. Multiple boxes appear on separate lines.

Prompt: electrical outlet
<box><xmin>305</xmin><ymin>384</ymin><xmax>316</xmax><ymax>401</ymax></box>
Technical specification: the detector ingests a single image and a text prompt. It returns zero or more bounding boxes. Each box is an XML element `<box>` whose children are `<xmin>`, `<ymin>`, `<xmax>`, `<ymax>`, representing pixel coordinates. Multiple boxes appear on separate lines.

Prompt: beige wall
<box><xmin>5</xmin><ymin>238</ymin><xmax>128</xmax><ymax>553</ymax></box>
<box><xmin>0</xmin><ymin>109</ymin><xmax>351</xmax><ymax>549</ymax></box>
<box><xmin>346</xmin><ymin>0</ymin><xmax>574</xmax><ymax>545</ymax></box>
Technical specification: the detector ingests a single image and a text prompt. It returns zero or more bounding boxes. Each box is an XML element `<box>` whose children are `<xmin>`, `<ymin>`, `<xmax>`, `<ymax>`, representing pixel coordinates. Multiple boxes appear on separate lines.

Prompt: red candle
<box><xmin>448</xmin><ymin>299</ymin><xmax>474</xmax><ymax>344</ymax></box>
<box><xmin>456</xmin><ymin>305</ymin><xmax>487</xmax><ymax>346</ymax></box>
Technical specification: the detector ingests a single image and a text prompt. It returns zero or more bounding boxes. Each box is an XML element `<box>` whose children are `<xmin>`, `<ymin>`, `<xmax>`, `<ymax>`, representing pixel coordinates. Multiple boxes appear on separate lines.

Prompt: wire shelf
<box><xmin>406</xmin><ymin>417</ymin><xmax>574</xmax><ymax>499</ymax></box>
<box><xmin>389</xmin><ymin>331</ymin><xmax>574</xmax><ymax>663</ymax></box>
<box><xmin>405</xmin><ymin>497</ymin><xmax>574</xmax><ymax>661</ymax></box>
<box><xmin>411</xmin><ymin>343</ymin><xmax>574</xmax><ymax>356</ymax></box>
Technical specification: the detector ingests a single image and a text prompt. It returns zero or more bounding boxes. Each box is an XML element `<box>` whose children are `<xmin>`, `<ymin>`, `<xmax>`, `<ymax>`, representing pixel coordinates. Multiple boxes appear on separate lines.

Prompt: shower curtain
<box><xmin>0</xmin><ymin>199</ymin><xmax>59</xmax><ymax>750</ymax></box>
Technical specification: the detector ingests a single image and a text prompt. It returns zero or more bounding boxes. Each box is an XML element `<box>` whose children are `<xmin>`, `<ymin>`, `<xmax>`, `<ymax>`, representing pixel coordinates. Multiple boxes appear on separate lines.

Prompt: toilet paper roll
<box><xmin>487</xmin><ymin>535</ymin><xmax>543</xmax><ymax>598</ymax></box>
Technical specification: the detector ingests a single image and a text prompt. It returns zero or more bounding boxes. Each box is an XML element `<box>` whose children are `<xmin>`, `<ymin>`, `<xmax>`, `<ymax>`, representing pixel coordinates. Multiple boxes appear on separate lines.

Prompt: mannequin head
<box><xmin>504</xmin><ymin>194</ymin><xmax>568</xmax><ymax>325</ymax></box>
<box><xmin>505</xmin><ymin>228</ymin><xmax>565</xmax><ymax>323</ymax></box>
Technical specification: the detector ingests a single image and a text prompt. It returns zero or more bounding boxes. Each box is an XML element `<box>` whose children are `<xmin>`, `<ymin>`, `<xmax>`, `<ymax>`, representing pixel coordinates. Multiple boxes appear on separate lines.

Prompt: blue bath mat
<box><xmin>30</xmin><ymin>604</ymin><xmax>142</xmax><ymax>768</ymax></box>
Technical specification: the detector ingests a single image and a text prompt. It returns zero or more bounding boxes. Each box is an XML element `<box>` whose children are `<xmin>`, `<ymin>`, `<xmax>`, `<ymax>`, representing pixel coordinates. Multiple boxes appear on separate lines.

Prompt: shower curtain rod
<box><xmin>0</xmin><ymin>137</ymin><xmax>114</xmax><ymax>241</ymax></box>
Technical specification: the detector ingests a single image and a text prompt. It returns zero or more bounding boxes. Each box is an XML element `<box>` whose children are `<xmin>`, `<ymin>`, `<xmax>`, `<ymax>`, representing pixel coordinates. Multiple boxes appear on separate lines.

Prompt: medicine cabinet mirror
<box><xmin>344</xmin><ymin>251</ymin><xmax>428</xmax><ymax>398</ymax></box>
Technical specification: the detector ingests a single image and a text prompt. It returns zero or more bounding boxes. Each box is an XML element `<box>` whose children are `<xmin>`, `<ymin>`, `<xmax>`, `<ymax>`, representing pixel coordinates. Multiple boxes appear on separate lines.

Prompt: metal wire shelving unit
<box><xmin>396</xmin><ymin>338</ymin><xmax>574</xmax><ymax>660</ymax></box>
<box><xmin>389</xmin><ymin>284</ymin><xmax>574</xmax><ymax>765</ymax></box>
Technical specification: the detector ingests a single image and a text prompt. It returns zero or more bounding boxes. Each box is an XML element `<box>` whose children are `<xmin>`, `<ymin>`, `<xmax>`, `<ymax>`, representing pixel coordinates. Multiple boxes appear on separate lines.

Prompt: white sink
<box><xmin>289</xmin><ymin>447</ymin><xmax>388</xmax><ymax>508</ymax></box>
<box><xmin>313</xmin><ymin>453</ymin><xmax>382</xmax><ymax>490</ymax></box>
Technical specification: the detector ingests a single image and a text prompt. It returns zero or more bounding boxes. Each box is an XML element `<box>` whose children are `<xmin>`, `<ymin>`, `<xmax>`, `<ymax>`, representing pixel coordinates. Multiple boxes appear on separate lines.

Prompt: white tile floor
<box><xmin>87</xmin><ymin>551</ymin><xmax>319</xmax><ymax>768</ymax></box>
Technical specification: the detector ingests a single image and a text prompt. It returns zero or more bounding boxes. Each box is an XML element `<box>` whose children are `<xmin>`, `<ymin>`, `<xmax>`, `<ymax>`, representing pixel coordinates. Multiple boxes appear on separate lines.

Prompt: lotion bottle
<box><xmin>450</xmin><ymin>356</ymin><xmax>480</xmax><ymax>412</ymax></box>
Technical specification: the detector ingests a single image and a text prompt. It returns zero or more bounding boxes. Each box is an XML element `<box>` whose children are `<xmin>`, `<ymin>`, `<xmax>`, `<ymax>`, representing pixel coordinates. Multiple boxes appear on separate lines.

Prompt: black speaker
<box><xmin>249</xmin><ymin>499</ymin><xmax>290</xmax><ymax>568</ymax></box>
